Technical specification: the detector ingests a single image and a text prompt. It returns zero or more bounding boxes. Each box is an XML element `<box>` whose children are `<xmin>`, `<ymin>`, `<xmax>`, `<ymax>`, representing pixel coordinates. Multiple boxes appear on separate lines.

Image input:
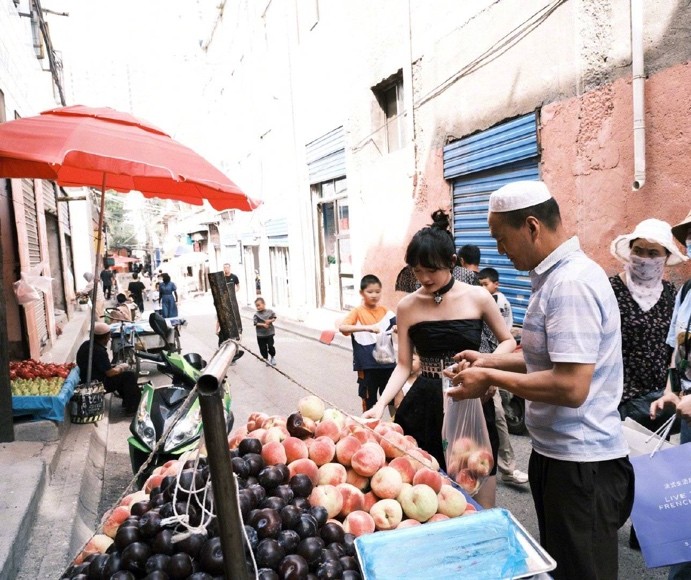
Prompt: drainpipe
<box><xmin>631</xmin><ymin>0</ymin><xmax>645</xmax><ymax>190</ymax></box>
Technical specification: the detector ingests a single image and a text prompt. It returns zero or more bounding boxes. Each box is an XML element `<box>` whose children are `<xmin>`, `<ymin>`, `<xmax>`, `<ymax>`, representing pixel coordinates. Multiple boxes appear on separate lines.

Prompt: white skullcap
<box><xmin>489</xmin><ymin>181</ymin><xmax>553</xmax><ymax>213</ymax></box>
<box><xmin>94</xmin><ymin>322</ymin><xmax>112</xmax><ymax>335</ymax></box>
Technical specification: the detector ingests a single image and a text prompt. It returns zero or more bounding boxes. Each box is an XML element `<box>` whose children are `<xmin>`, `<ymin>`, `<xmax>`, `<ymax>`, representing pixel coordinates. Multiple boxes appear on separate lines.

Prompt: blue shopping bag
<box><xmin>630</xmin><ymin>443</ymin><xmax>691</xmax><ymax>568</ymax></box>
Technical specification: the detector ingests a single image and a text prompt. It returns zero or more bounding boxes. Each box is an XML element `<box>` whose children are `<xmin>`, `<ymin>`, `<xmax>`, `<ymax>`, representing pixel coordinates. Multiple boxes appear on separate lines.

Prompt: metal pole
<box><xmin>208</xmin><ymin>270</ymin><xmax>242</xmax><ymax>341</ymax></box>
<box><xmin>85</xmin><ymin>178</ymin><xmax>106</xmax><ymax>386</ymax></box>
<box><xmin>197</xmin><ymin>340</ymin><xmax>248</xmax><ymax>580</ymax></box>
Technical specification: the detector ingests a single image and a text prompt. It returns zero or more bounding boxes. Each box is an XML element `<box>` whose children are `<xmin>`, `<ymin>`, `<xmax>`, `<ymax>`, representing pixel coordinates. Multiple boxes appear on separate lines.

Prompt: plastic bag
<box><xmin>442</xmin><ymin>397</ymin><xmax>493</xmax><ymax>496</ymax></box>
<box><xmin>12</xmin><ymin>262</ymin><xmax>53</xmax><ymax>305</ymax></box>
<box><xmin>373</xmin><ymin>330</ymin><xmax>396</xmax><ymax>365</ymax></box>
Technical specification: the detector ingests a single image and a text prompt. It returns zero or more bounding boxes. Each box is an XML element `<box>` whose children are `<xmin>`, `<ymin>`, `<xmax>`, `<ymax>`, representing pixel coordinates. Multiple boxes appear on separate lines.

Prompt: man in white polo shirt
<box><xmin>448</xmin><ymin>181</ymin><xmax>633</xmax><ymax>580</ymax></box>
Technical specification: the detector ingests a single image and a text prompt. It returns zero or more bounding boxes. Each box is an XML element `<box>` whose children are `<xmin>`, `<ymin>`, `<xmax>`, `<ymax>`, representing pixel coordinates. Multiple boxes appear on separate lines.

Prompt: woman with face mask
<box><xmin>610</xmin><ymin>219</ymin><xmax>688</xmax><ymax>431</ymax></box>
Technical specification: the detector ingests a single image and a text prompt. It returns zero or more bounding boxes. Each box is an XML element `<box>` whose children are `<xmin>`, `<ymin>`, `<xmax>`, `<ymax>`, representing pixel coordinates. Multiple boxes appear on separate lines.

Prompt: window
<box><xmin>373</xmin><ymin>72</ymin><xmax>405</xmax><ymax>153</ymax></box>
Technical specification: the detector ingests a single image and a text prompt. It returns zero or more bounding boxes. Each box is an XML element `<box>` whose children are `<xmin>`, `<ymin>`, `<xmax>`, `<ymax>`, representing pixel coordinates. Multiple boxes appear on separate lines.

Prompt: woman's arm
<box><xmin>363</xmin><ymin>301</ymin><xmax>414</xmax><ymax>420</ymax></box>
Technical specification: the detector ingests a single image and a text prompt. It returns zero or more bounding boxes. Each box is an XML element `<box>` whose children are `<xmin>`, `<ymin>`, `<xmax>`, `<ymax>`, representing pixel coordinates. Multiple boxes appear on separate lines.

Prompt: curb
<box><xmin>0</xmin><ymin>458</ymin><xmax>46</xmax><ymax>580</ymax></box>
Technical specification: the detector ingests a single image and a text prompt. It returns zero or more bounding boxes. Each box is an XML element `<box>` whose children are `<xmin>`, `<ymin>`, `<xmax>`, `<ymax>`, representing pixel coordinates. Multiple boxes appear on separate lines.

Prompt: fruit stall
<box><xmin>62</xmin><ymin>384</ymin><xmax>555</xmax><ymax>580</ymax></box>
<box><xmin>11</xmin><ymin>360</ymin><xmax>80</xmax><ymax>422</ymax></box>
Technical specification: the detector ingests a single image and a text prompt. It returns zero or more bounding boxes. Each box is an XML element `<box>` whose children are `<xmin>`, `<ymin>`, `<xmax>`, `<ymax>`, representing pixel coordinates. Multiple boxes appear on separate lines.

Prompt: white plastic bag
<box><xmin>373</xmin><ymin>330</ymin><xmax>396</xmax><ymax>364</ymax></box>
<box><xmin>442</xmin><ymin>397</ymin><xmax>493</xmax><ymax>496</ymax></box>
<box><xmin>13</xmin><ymin>262</ymin><xmax>53</xmax><ymax>305</ymax></box>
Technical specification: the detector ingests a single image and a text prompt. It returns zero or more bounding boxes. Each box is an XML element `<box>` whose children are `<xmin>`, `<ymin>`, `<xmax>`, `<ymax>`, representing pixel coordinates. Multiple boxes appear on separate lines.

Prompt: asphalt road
<box><xmin>98</xmin><ymin>294</ymin><xmax>665</xmax><ymax>579</ymax></box>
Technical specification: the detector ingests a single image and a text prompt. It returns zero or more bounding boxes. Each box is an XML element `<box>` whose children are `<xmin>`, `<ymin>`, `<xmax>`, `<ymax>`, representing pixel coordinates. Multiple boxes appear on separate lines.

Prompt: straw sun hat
<box><xmin>610</xmin><ymin>218</ymin><xmax>688</xmax><ymax>266</ymax></box>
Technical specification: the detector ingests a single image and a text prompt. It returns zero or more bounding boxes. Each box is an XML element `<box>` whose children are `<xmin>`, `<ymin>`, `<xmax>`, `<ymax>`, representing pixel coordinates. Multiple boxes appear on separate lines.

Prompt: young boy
<box><xmin>253</xmin><ymin>297</ymin><xmax>277</xmax><ymax>365</ymax></box>
<box><xmin>477</xmin><ymin>267</ymin><xmax>528</xmax><ymax>486</ymax></box>
<box><xmin>478</xmin><ymin>267</ymin><xmax>513</xmax><ymax>330</ymax></box>
<box><xmin>339</xmin><ymin>275</ymin><xmax>396</xmax><ymax>411</ymax></box>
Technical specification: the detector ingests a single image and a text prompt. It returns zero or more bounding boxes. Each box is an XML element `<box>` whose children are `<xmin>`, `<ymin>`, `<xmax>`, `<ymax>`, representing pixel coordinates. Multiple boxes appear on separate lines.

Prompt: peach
<box><xmin>463</xmin><ymin>504</ymin><xmax>478</xmax><ymax>515</ymax></box>
<box><xmin>245</xmin><ymin>428</ymin><xmax>267</xmax><ymax>445</ymax></box>
<box><xmin>370</xmin><ymin>499</ymin><xmax>403</xmax><ymax>530</ymax></box>
<box><xmin>455</xmin><ymin>468</ymin><xmax>480</xmax><ymax>496</ymax></box>
<box><xmin>396</xmin><ymin>482</ymin><xmax>413</xmax><ymax>503</ymax></box>
<box><xmin>318</xmin><ymin>462</ymin><xmax>347</xmax><ymax>486</ymax></box>
<box><xmin>282</xmin><ymin>436</ymin><xmax>309</xmax><ymax>463</ymax></box>
<box><xmin>467</xmin><ymin>449</ymin><xmax>494</xmax><ymax>477</ymax></box>
<box><xmin>351</xmin><ymin>445</ymin><xmax>385</xmax><ymax>478</ymax></box>
<box><xmin>298</xmin><ymin>395</ymin><xmax>325</xmax><ymax>421</ymax></box>
<box><xmin>342</xmin><ymin>510</ymin><xmax>376</xmax><ymax>537</ymax></box>
<box><xmin>262</xmin><ymin>440</ymin><xmax>288</xmax><ymax>465</ymax></box>
<box><xmin>437</xmin><ymin>484</ymin><xmax>468</xmax><ymax>518</ymax></box>
<box><xmin>398</xmin><ymin>484</ymin><xmax>438</xmax><ymax>523</ymax></box>
<box><xmin>302</xmin><ymin>416</ymin><xmax>317</xmax><ymax>433</ymax></box>
<box><xmin>326</xmin><ymin>518</ymin><xmax>344</xmax><ymax>529</ymax></box>
<box><xmin>335</xmin><ymin>435</ymin><xmax>362</xmax><ymax>467</ymax></box>
<box><xmin>144</xmin><ymin>473</ymin><xmax>165</xmax><ymax>494</ymax></box>
<box><xmin>404</xmin><ymin>435</ymin><xmax>418</xmax><ymax>447</ymax></box>
<box><xmin>288</xmin><ymin>458</ymin><xmax>319</xmax><ymax>485</ymax></box>
<box><xmin>263</xmin><ymin>425</ymin><xmax>289</xmax><ymax>444</ymax></box>
<box><xmin>102</xmin><ymin>505</ymin><xmax>131</xmax><ymax>538</ymax></box>
<box><xmin>370</xmin><ymin>466</ymin><xmax>403</xmax><ymax>500</ymax></box>
<box><xmin>388</xmin><ymin>456</ymin><xmax>416</xmax><ymax>484</ymax></box>
<box><xmin>387</xmin><ymin>422</ymin><xmax>404</xmax><ymax>435</ymax></box>
<box><xmin>408</xmin><ymin>448</ymin><xmax>434</xmax><ymax>472</ymax></box>
<box><xmin>362</xmin><ymin>490</ymin><xmax>378</xmax><ymax>513</ymax></box>
<box><xmin>396</xmin><ymin>519</ymin><xmax>422</xmax><ymax>529</ymax></box>
<box><xmin>322</xmin><ymin>408</ymin><xmax>346</xmax><ymax>430</ymax></box>
<box><xmin>228</xmin><ymin>426</ymin><xmax>249</xmax><ymax>448</ymax></box>
<box><xmin>74</xmin><ymin>534</ymin><xmax>114</xmax><ymax>564</ymax></box>
<box><xmin>379</xmin><ymin>431</ymin><xmax>408</xmax><ymax>459</ymax></box>
<box><xmin>309</xmin><ymin>484</ymin><xmax>343</xmax><ymax>519</ymax></box>
<box><xmin>413</xmin><ymin>467</ymin><xmax>443</xmax><ymax>494</ymax></box>
<box><xmin>428</xmin><ymin>513</ymin><xmax>450</xmax><ymax>522</ymax></box>
<box><xmin>308</xmin><ymin>436</ymin><xmax>336</xmax><ymax>466</ymax></box>
<box><xmin>263</xmin><ymin>415</ymin><xmax>287</xmax><ymax>430</ymax></box>
<box><xmin>119</xmin><ymin>490</ymin><xmax>148</xmax><ymax>507</ymax></box>
<box><xmin>336</xmin><ymin>483</ymin><xmax>365</xmax><ymax>517</ymax></box>
<box><xmin>346</xmin><ymin>468</ymin><xmax>370</xmax><ymax>492</ymax></box>
<box><xmin>315</xmin><ymin>419</ymin><xmax>341</xmax><ymax>443</ymax></box>
<box><xmin>351</xmin><ymin>428</ymin><xmax>376</xmax><ymax>445</ymax></box>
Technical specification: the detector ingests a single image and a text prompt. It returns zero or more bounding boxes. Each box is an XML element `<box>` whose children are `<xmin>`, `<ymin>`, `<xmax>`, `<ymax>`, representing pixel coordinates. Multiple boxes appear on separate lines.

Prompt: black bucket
<box><xmin>70</xmin><ymin>382</ymin><xmax>106</xmax><ymax>424</ymax></box>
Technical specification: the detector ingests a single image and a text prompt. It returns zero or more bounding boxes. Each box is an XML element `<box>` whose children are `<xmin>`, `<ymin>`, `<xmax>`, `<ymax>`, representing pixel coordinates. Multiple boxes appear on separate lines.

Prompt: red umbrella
<box><xmin>0</xmin><ymin>105</ymin><xmax>260</xmax><ymax>385</ymax></box>
<box><xmin>0</xmin><ymin>105</ymin><xmax>260</xmax><ymax>211</ymax></box>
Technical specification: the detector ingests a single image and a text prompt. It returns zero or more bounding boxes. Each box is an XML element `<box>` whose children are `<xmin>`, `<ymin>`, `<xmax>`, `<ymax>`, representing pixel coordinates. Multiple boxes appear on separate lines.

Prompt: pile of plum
<box><xmin>62</xmin><ymin>438</ymin><xmax>363</xmax><ymax>580</ymax></box>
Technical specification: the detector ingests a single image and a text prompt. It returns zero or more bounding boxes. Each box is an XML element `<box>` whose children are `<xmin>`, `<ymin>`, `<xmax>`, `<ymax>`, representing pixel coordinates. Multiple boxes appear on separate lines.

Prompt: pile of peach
<box><xmin>228</xmin><ymin>395</ymin><xmax>477</xmax><ymax>537</ymax></box>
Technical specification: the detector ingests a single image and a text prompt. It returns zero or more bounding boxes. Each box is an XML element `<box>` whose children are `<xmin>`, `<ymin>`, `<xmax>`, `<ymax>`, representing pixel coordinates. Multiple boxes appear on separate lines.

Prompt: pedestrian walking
<box><xmin>127</xmin><ymin>272</ymin><xmax>146</xmax><ymax>313</ymax></box>
<box><xmin>100</xmin><ymin>266</ymin><xmax>114</xmax><ymax>300</ymax></box>
<box><xmin>253</xmin><ymin>297</ymin><xmax>277</xmax><ymax>365</ymax></box>
<box><xmin>158</xmin><ymin>273</ymin><xmax>178</xmax><ymax>318</ymax></box>
<box><xmin>451</xmin><ymin>181</ymin><xmax>634</xmax><ymax>579</ymax></box>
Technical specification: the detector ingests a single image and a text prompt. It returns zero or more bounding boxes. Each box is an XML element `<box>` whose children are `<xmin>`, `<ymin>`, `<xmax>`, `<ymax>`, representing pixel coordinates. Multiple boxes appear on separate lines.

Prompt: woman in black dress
<box><xmin>364</xmin><ymin>210</ymin><xmax>515</xmax><ymax>508</ymax></box>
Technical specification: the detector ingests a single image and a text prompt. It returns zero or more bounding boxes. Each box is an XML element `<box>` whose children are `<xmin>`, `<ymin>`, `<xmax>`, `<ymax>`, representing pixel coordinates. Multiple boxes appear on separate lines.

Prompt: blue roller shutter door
<box><xmin>443</xmin><ymin>114</ymin><xmax>539</xmax><ymax>325</ymax></box>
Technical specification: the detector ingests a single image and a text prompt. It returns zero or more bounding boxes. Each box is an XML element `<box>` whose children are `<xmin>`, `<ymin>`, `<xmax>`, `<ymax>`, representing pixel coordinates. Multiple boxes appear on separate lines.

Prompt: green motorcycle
<box><xmin>128</xmin><ymin>350</ymin><xmax>233</xmax><ymax>483</ymax></box>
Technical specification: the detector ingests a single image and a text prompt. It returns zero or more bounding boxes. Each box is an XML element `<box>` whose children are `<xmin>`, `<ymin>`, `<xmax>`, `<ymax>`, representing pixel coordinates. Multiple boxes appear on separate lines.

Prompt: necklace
<box><xmin>433</xmin><ymin>276</ymin><xmax>455</xmax><ymax>304</ymax></box>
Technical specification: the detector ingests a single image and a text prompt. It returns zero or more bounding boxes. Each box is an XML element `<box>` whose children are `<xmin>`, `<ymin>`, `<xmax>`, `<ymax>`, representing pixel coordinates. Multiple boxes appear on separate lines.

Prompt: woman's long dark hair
<box><xmin>405</xmin><ymin>210</ymin><xmax>455</xmax><ymax>270</ymax></box>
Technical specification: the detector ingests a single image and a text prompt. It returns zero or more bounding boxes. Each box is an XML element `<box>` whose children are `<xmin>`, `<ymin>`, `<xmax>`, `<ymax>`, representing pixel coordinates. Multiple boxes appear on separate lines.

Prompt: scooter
<box><xmin>128</xmin><ymin>349</ymin><xmax>233</xmax><ymax>483</ymax></box>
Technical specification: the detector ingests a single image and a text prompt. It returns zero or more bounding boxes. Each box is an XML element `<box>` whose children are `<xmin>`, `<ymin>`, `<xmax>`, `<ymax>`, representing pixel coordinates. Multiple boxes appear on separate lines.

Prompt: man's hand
<box><xmin>650</xmin><ymin>391</ymin><xmax>679</xmax><ymax>420</ymax></box>
<box><xmin>677</xmin><ymin>394</ymin><xmax>691</xmax><ymax>422</ymax></box>
<box><xmin>445</xmin><ymin>363</ymin><xmax>492</xmax><ymax>401</ymax></box>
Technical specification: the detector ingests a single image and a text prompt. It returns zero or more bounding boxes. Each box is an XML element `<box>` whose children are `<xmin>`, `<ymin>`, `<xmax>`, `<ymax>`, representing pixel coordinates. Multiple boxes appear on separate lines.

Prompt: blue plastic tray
<box><xmin>11</xmin><ymin>367</ymin><xmax>80</xmax><ymax>422</ymax></box>
<box><xmin>355</xmin><ymin>508</ymin><xmax>555</xmax><ymax>579</ymax></box>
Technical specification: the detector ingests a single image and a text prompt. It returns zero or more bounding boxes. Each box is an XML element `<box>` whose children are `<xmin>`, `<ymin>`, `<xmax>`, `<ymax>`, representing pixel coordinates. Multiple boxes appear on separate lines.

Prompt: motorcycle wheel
<box><xmin>505</xmin><ymin>396</ymin><xmax>527</xmax><ymax>436</ymax></box>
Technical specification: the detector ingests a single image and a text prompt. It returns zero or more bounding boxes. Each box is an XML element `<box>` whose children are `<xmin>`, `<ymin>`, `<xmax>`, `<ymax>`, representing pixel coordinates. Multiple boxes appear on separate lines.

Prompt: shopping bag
<box><xmin>372</xmin><ymin>330</ymin><xmax>395</xmax><ymax>365</ymax></box>
<box><xmin>630</xmin><ymin>438</ymin><xmax>691</xmax><ymax>568</ymax></box>
<box><xmin>12</xmin><ymin>261</ymin><xmax>53</xmax><ymax>305</ymax></box>
<box><xmin>622</xmin><ymin>417</ymin><xmax>674</xmax><ymax>457</ymax></box>
<box><xmin>442</xmin><ymin>397</ymin><xmax>493</xmax><ymax>496</ymax></box>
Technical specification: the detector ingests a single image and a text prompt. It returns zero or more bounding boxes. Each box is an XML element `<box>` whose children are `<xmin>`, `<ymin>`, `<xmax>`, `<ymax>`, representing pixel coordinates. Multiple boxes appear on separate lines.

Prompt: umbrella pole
<box><xmin>85</xmin><ymin>177</ymin><xmax>107</xmax><ymax>386</ymax></box>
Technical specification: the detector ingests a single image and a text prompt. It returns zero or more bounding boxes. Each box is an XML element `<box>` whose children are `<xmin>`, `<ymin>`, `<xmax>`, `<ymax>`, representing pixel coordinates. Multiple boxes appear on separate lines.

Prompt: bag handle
<box><xmin>645</xmin><ymin>414</ymin><xmax>676</xmax><ymax>457</ymax></box>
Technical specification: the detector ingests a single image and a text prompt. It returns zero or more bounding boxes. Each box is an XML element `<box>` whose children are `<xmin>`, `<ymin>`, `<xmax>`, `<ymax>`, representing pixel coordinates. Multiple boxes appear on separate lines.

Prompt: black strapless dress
<box><xmin>394</xmin><ymin>319</ymin><xmax>498</xmax><ymax>472</ymax></box>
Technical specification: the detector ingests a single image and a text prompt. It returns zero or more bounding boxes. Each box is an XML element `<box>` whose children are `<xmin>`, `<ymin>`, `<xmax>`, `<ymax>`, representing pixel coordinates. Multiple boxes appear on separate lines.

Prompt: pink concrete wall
<box><xmin>541</xmin><ymin>61</ymin><xmax>691</xmax><ymax>286</ymax></box>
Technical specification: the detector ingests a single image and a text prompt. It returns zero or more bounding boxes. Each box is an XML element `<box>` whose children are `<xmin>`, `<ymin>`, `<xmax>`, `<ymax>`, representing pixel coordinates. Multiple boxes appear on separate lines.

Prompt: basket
<box><xmin>70</xmin><ymin>382</ymin><xmax>106</xmax><ymax>424</ymax></box>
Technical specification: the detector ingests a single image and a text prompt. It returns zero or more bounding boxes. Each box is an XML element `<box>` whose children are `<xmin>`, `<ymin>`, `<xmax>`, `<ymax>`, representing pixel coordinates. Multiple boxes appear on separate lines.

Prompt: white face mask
<box><xmin>624</xmin><ymin>255</ymin><xmax>666</xmax><ymax>312</ymax></box>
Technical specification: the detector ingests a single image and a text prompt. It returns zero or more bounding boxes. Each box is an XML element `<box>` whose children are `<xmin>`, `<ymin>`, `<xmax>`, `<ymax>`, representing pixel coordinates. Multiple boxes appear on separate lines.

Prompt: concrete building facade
<box><xmin>195</xmin><ymin>1</ymin><xmax>691</xmax><ymax>320</ymax></box>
